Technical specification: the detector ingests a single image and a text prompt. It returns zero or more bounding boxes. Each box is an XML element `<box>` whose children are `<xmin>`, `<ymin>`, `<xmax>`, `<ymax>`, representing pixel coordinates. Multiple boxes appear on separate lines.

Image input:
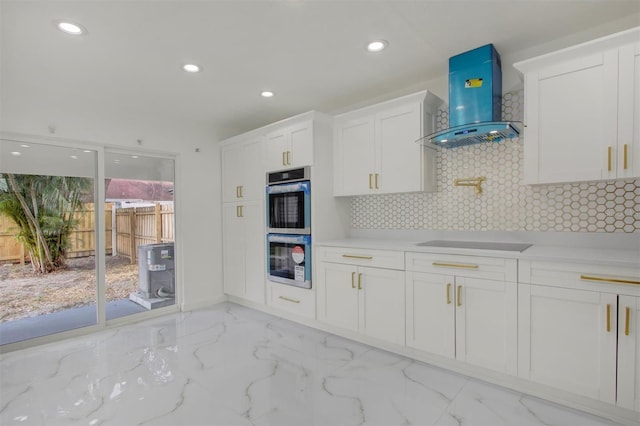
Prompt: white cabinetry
<box><xmin>221</xmin><ymin>136</ymin><xmax>265</xmax><ymax>304</ymax></box>
<box><xmin>333</xmin><ymin>91</ymin><xmax>442</xmax><ymax>196</ymax></box>
<box><xmin>514</xmin><ymin>28</ymin><xmax>640</xmax><ymax>184</ymax></box>
<box><xmin>222</xmin><ymin>201</ymin><xmax>265</xmax><ymax>303</ymax></box>
<box><xmin>316</xmin><ymin>246</ymin><xmax>405</xmax><ymax>345</ymax></box>
<box><xmin>405</xmin><ymin>252</ymin><xmax>518</xmax><ymax>375</ymax></box>
<box><xmin>518</xmin><ymin>259</ymin><xmax>640</xmax><ymax>408</ymax></box>
<box><xmin>221</xmin><ymin>137</ymin><xmax>264</xmax><ymax>203</ymax></box>
<box><xmin>266</xmin><ymin>120</ymin><xmax>313</xmax><ymax>171</ymax></box>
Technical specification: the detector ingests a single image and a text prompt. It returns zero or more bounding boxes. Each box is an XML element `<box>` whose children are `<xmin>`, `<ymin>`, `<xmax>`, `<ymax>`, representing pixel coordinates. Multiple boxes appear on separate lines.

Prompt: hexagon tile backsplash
<box><xmin>351</xmin><ymin>90</ymin><xmax>640</xmax><ymax>233</ymax></box>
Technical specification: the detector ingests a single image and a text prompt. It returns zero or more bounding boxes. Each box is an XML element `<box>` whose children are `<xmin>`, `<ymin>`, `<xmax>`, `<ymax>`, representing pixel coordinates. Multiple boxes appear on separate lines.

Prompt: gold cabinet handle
<box><xmin>279</xmin><ymin>296</ymin><xmax>300</xmax><ymax>304</ymax></box>
<box><xmin>625</xmin><ymin>306</ymin><xmax>631</xmax><ymax>336</ymax></box>
<box><xmin>286</xmin><ymin>151</ymin><xmax>291</xmax><ymax>165</ymax></box>
<box><xmin>446</xmin><ymin>283</ymin><xmax>452</xmax><ymax>305</ymax></box>
<box><xmin>236</xmin><ymin>186</ymin><xmax>240</xmax><ymax>198</ymax></box>
<box><xmin>239</xmin><ymin>185</ymin><xmax>243</xmax><ymax>198</ymax></box>
<box><xmin>606</xmin><ymin>304</ymin><xmax>611</xmax><ymax>332</ymax></box>
<box><xmin>456</xmin><ymin>285</ymin><xmax>462</xmax><ymax>307</ymax></box>
<box><xmin>368</xmin><ymin>173</ymin><xmax>373</xmax><ymax>189</ymax></box>
<box><xmin>432</xmin><ymin>262</ymin><xmax>479</xmax><ymax>270</ymax></box>
<box><xmin>342</xmin><ymin>254</ymin><xmax>373</xmax><ymax>260</ymax></box>
<box><xmin>358</xmin><ymin>273</ymin><xmax>362</xmax><ymax>290</ymax></box>
<box><xmin>580</xmin><ymin>275</ymin><xmax>640</xmax><ymax>286</ymax></box>
<box><xmin>375</xmin><ymin>173</ymin><xmax>379</xmax><ymax>189</ymax></box>
<box><xmin>608</xmin><ymin>146</ymin><xmax>612</xmax><ymax>172</ymax></box>
<box><xmin>239</xmin><ymin>205</ymin><xmax>244</xmax><ymax>217</ymax></box>
<box><xmin>624</xmin><ymin>144</ymin><xmax>628</xmax><ymax>170</ymax></box>
<box><xmin>351</xmin><ymin>271</ymin><xmax>355</xmax><ymax>289</ymax></box>
<box><xmin>236</xmin><ymin>206</ymin><xmax>240</xmax><ymax>217</ymax></box>
<box><xmin>282</xmin><ymin>151</ymin><xmax>287</xmax><ymax>166</ymax></box>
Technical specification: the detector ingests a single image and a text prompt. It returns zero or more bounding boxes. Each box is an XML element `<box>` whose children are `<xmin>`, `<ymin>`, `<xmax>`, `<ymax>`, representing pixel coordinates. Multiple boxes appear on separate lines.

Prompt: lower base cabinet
<box><xmin>518</xmin><ymin>258</ymin><xmax>640</xmax><ymax>414</ymax></box>
<box><xmin>406</xmin><ymin>271</ymin><xmax>517</xmax><ymax>375</ymax></box>
<box><xmin>316</xmin><ymin>261</ymin><xmax>405</xmax><ymax>346</ymax></box>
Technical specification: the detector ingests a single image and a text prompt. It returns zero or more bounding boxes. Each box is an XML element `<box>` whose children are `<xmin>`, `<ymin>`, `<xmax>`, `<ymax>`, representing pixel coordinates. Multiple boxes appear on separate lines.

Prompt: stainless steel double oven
<box><xmin>266</xmin><ymin>167</ymin><xmax>312</xmax><ymax>289</ymax></box>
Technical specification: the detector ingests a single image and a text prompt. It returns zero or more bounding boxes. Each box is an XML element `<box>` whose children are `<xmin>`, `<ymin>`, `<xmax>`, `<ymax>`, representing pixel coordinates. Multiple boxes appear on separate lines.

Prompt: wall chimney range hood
<box><xmin>418</xmin><ymin>44</ymin><xmax>522</xmax><ymax>148</ymax></box>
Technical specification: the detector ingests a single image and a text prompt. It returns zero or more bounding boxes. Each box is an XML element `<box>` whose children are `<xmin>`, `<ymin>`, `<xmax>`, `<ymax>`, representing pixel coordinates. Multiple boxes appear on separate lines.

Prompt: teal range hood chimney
<box><xmin>419</xmin><ymin>44</ymin><xmax>522</xmax><ymax>148</ymax></box>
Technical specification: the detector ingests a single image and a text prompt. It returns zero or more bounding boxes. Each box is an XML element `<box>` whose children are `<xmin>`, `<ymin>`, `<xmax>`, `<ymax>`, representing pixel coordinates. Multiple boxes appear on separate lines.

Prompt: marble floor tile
<box><xmin>0</xmin><ymin>302</ymin><xmax>624</xmax><ymax>426</ymax></box>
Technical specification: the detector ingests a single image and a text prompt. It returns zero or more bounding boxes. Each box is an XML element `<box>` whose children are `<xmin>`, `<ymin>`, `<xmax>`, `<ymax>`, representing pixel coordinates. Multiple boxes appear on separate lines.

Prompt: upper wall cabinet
<box><xmin>333</xmin><ymin>91</ymin><xmax>443</xmax><ymax>196</ymax></box>
<box><xmin>515</xmin><ymin>27</ymin><xmax>640</xmax><ymax>185</ymax></box>
<box><xmin>221</xmin><ymin>136</ymin><xmax>265</xmax><ymax>203</ymax></box>
<box><xmin>266</xmin><ymin>120</ymin><xmax>314</xmax><ymax>171</ymax></box>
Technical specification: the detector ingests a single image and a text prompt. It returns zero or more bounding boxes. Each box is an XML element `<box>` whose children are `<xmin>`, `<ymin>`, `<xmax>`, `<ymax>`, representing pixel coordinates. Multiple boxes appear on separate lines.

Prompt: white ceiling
<box><xmin>1</xmin><ymin>1</ymin><xmax>639</xmax><ymax>141</ymax></box>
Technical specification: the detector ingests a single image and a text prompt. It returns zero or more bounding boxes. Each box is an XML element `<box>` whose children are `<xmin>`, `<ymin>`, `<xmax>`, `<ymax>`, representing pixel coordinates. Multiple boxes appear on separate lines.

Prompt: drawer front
<box><xmin>519</xmin><ymin>259</ymin><xmax>640</xmax><ymax>295</ymax></box>
<box><xmin>269</xmin><ymin>282</ymin><xmax>316</xmax><ymax>319</ymax></box>
<box><xmin>406</xmin><ymin>252</ymin><xmax>517</xmax><ymax>282</ymax></box>
<box><xmin>316</xmin><ymin>246</ymin><xmax>405</xmax><ymax>270</ymax></box>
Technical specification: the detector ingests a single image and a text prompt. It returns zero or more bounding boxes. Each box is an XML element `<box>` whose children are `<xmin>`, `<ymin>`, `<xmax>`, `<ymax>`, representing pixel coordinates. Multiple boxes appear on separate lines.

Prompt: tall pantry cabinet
<box><xmin>220</xmin><ymin>137</ymin><xmax>266</xmax><ymax>304</ymax></box>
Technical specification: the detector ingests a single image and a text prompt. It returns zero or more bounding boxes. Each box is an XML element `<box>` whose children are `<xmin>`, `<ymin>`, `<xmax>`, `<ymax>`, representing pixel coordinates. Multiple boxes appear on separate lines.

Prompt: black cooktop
<box><xmin>416</xmin><ymin>240</ymin><xmax>532</xmax><ymax>252</ymax></box>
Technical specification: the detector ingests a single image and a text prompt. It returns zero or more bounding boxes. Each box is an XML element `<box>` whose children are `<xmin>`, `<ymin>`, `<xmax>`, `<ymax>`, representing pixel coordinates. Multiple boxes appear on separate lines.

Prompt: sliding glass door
<box><xmin>0</xmin><ymin>139</ymin><xmax>178</xmax><ymax>347</ymax></box>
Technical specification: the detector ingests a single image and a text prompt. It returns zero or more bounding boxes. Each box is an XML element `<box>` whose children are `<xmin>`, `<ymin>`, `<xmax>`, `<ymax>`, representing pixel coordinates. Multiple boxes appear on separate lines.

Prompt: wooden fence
<box><xmin>115</xmin><ymin>204</ymin><xmax>174</xmax><ymax>263</ymax></box>
<box><xmin>0</xmin><ymin>203</ymin><xmax>174</xmax><ymax>264</ymax></box>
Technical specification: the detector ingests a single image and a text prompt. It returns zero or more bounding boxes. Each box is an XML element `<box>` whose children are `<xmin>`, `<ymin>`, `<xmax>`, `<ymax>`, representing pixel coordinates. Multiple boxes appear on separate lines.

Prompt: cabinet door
<box><xmin>334</xmin><ymin>116</ymin><xmax>375</xmax><ymax>196</ymax></box>
<box><xmin>518</xmin><ymin>284</ymin><xmax>617</xmax><ymax>404</ymax></box>
<box><xmin>455</xmin><ymin>277</ymin><xmax>517</xmax><ymax>375</ymax></box>
<box><xmin>617</xmin><ymin>295</ymin><xmax>639</xmax><ymax>411</ymax></box>
<box><xmin>241</xmin><ymin>138</ymin><xmax>265</xmax><ymax>200</ymax></box>
<box><xmin>316</xmin><ymin>262</ymin><xmax>359</xmax><ymax>332</ymax></box>
<box><xmin>617</xmin><ymin>42</ymin><xmax>640</xmax><ymax>179</ymax></box>
<box><xmin>289</xmin><ymin>121</ymin><xmax>313</xmax><ymax>168</ymax></box>
<box><xmin>360</xmin><ymin>267</ymin><xmax>405</xmax><ymax>345</ymax></box>
<box><xmin>375</xmin><ymin>102</ymin><xmax>422</xmax><ymax>194</ymax></box>
<box><xmin>405</xmin><ymin>271</ymin><xmax>455</xmax><ymax>358</ymax></box>
<box><xmin>524</xmin><ymin>50</ymin><xmax>619</xmax><ymax>184</ymax></box>
<box><xmin>242</xmin><ymin>201</ymin><xmax>265</xmax><ymax>304</ymax></box>
<box><xmin>266</xmin><ymin>129</ymin><xmax>290</xmax><ymax>171</ymax></box>
<box><xmin>221</xmin><ymin>144</ymin><xmax>244</xmax><ymax>203</ymax></box>
<box><xmin>222</xmin><ymin>203</ymin><xmax>246</xmax><ymax>298</ymax></box>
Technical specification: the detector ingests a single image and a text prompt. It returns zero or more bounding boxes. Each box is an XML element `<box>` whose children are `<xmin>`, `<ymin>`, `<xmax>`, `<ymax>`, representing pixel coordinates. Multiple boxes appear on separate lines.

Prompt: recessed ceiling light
<box><xmin>261</xmin><ymin>91</ymin><xmax>274</xmax><ymax>98</ymax></box>
<box><xmin>20</xmin><ymin>144</ymin><xmax>30</xmax><ymax>148</ymax></box>
<box><xmin>131</xmin><ymin>155</ymin><xmax>139</xmax><ymax>159</ymax></box>
<box><xmin>83</xmin><ymin>150</ymin><xmax>92</xmax><ymax>153</ymax></box>
<box><xmin>55</xmin><ymin>20</ymin><xmax>87</xmax><ymax>36</ymax></box>
<box><xmin>70</xmin><ymin>155</ymin><xmax>78</xmax><ymax>160</ymax></box>
<box><xmin>11</xmin><ymin>151</ymin><xmax>21</xmax><ymax>156</ymax></box>
<box><xmin>366</xmin><ymin>40</ymin><xmax>388</xmax><ymax>53</ymax></box>
<box><xmin>183</xmin><ymin>64</ymin><xmax>201</xmax><ymax>73</ymax></box>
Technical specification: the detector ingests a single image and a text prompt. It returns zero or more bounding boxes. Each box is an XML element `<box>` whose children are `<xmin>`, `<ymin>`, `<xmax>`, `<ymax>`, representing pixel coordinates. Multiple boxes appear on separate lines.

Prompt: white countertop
<box><xmin>315</xmin><ymin>238</ymin><xmax>640</xmax><ymax>269</ymax></box>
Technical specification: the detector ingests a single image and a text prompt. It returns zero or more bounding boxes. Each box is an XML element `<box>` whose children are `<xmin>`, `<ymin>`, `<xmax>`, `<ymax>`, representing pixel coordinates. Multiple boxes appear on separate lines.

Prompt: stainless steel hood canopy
<box><xmin>418</xmin><ymin>44</ymin><xmax>523</xmax><ymax>148</ymax></box>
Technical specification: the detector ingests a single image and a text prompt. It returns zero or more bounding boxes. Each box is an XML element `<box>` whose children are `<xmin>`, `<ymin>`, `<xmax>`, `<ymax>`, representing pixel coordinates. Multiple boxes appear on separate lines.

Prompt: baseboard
<box><xmin>181</xmin><ymin>295</ymin><xmax>228</xmax><ymax>312</ymax></box>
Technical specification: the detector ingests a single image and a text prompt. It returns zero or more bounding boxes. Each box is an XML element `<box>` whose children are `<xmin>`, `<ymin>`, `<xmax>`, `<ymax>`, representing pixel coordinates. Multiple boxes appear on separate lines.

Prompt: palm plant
<box><xmin>0</xmin><ymin>173</ymin><xmax>93</xmax><ymax>273</ymax></box>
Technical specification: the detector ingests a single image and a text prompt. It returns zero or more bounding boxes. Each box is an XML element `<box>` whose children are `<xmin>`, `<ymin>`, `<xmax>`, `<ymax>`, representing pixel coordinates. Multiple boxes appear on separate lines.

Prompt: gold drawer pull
<box><xmin>606</xmin><ymin>304</ymin><xmax>611</xmax><ymax>332</ymax></box>
<box><xmin>608</xmin><ymin>146</ymin><xmax>612</xmax><ymax>171</ymax></box>
<box><xmin>351</xmin><ymin>272</ymin><xmax>355</xmax><ymax>289</ymax></box>
<box><xmin>432</xmin><ymin>262</ymin><xmax>479</xmax><ymax>270</ymax></box>
<box><xmin>279</xmin><ymin>296</ymin><xmax>300</xmax><ymax>304</ymax></box>
<box><xmin>625</xmin><ymin>307</ymin><xmax>631</xmax><ymax>336</ymax></box>
<box><xmin>342</xmin><ymin>254</ymin><xmax>373</xmax><ymax>260</ymax></box>
<box><xmin>286</xmin><ymin>151</ymin><xmax>292</xmax><ymax>165</ymax></box>
<box><xmin>446</xmin><ymin>283</ymin><xmax>452</xmax><ymax>305</ymax></box>
<box><xmin>358</xmin><ymin>273</ymin><xmax>363</xmax><ymax>290</ymax></box>
<box><xmin>368</xmin><ymin>173</ymin><xmax>373</xmax><ymax>189</ymax></box>
<box><xmin>580</xmin><ymin>275</ymin><xmax>640</xmax><ymax>286</ymax></box>
<box><xmin>624</xmin><ymin>144</ymin><xmax>628</xmax><ymax>170</ymax></box>
<box><xmin>374</xmin><ymin>173</ymin><xmax>379</xmax><ymax>189</ymax></box>
<box><xmin>282</xmin><ymin>151</ymin><xmax>287</xmax><ymax>166</ymax></box>
<box><xmin>456</xmin><ymin>285</ymin><xmax>462</xmax><ymax>307</ymax></box>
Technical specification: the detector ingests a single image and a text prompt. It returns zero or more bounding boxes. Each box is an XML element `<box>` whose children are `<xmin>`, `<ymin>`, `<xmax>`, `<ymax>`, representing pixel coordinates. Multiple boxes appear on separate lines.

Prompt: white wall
<box><xmin>0</xmin><ymin>108</ymin><xmax>224</xmax><ymax>311</ymax></box>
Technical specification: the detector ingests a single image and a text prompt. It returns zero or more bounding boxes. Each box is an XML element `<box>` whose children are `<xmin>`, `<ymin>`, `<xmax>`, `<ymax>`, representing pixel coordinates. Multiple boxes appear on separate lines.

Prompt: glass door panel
<box><xmin>104</xmin><ymin>151</ymin><xmax>176</xmax><ymax>320</ymax></box>
<box><xmin>0</xmin><ymin>140</ymin><xmax>97</xmax><ymax>344</ymax></box>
